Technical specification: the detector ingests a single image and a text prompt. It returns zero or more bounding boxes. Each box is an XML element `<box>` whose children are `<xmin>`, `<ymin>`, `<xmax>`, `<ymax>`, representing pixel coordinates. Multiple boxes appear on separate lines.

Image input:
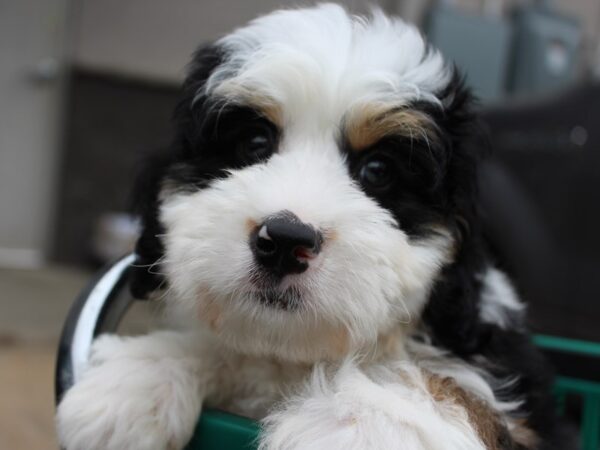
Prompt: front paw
<box><xmin>260</xmin><ymin>361</ymin><xmax>486</xmax><ymax>450</ymax></box>
<box><xmin>57</xmin><ymin>334</ymin><xmax>202</xmax><ymax>450</ymax></box>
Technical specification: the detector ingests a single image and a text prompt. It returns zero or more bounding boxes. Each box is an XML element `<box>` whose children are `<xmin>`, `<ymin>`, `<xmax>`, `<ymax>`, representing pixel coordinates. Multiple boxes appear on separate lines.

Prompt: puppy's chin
<box><xmin>198</xmin><ymin>301</ymin><xmax>405</xmax><ymax>364</ymax></box>
<box><xmin>251</xmin><ymin>287</ymin><xmax>304</xmax><ymax>311</ymax></box>
<box><xmin>175</xmin><ymin>281</ymin><xmax>407</xmax><ymax>364</ymax></box>
<box><xmin>188</xmin><ymin>293</ymin><xmax>334</xmax><ymax>362</ymax></box>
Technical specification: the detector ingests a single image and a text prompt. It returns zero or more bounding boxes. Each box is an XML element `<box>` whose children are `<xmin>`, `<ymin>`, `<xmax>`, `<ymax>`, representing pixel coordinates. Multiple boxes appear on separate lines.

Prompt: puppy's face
<box><xmin>135</xmin><ymin>5</ymin><xmax>477</xmax><ymax>362</ymax></box>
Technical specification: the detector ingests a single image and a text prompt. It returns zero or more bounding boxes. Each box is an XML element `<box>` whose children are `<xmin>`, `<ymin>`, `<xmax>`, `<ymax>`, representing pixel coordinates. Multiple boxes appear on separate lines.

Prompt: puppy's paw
<box><xmin>57</xmin><ymin>333</ymin><xmax>203</xmax><ymax>450</ymax></box>
<box><xmin>260</xmin><ymin>361</ymin><xmax>486</xmax><ymax>450</ymax></box>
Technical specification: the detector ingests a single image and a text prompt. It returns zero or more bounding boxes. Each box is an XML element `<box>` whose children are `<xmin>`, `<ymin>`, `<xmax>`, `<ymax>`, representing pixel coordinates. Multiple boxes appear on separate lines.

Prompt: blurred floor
<box><xmin>0</xmin><ymin>264</ymin><xmax>159</xmax><ymax>449</ymax></box>
<box><xmin>0</xmin><ymin>266</ymin><xmax>89</xmax><ymax>449</ymax></box>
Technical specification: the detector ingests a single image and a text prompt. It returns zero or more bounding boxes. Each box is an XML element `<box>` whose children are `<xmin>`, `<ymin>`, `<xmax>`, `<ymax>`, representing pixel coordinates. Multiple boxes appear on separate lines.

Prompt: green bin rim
<box><xmin>533</xmin><ymin>334</ymin><xmax>600</xmax><ymax>358</ymax></box>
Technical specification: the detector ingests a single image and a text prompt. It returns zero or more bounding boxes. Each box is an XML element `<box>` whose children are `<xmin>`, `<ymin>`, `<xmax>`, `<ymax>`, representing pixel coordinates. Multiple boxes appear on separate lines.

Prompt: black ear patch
<box><xmin>421</xmin><ymin>69</ymin><xmax>492</xmax><ymax>355</ymax></box>
<box><xmin>129</xmin><ymin>44</ymin><xmax>225</xmax><ymax>299</ymax></box>
<box><xmin>130</xmin><ymin>152</ymin><xmax>170</xmax><ymax>299</ymax></box>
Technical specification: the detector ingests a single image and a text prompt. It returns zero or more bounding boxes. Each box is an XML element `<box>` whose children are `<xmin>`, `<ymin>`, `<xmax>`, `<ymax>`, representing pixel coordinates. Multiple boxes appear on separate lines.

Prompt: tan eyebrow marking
<box><xmin>214</xmin><ymin>84</ymin><xmax>283</xmax><ymax>128</ymax></box>
<box><xmin>255</xmin><ymin>101</ymin><xmax>283</xmax><ymax>128</ymax></box>
<box><xmin>345</xmin><ymin>104</ymin><xmax>438</xmax><ymax>151</ymax></box>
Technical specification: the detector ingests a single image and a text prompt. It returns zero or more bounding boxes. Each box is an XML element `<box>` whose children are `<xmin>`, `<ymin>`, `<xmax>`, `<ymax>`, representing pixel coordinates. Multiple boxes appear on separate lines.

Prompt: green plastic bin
<box><xmin>534</xmin><ymin>334</ymin><xmax>600</xmax><ymax>450</ymax></box>
<box><xmin>185</xmin><ymin>409</ymin><xmax>259</xmax><ymax>450</ymax></box>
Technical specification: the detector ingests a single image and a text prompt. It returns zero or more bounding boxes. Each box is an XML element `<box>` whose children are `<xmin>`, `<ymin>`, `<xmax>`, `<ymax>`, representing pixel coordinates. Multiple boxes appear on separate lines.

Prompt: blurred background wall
<box><xmin>0</xmin><ymin>0</ymin><xmax>69</xmax><ymax>267</ymax></box>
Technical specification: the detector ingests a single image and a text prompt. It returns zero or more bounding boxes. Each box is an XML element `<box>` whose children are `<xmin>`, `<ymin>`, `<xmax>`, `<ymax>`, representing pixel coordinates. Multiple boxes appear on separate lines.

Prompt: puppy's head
<box><xmin>132</xmin><ymin>4</ymin><xmax>479</xmax><ymax>362</ymax></box>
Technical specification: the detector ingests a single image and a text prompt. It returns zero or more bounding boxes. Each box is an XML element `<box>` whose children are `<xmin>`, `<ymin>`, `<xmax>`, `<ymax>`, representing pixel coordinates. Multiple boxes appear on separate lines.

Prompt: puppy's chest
<box><xmin>204</xmin><ymin>354</ymin><xmax>311</xmax><ymax>419</ymax></box>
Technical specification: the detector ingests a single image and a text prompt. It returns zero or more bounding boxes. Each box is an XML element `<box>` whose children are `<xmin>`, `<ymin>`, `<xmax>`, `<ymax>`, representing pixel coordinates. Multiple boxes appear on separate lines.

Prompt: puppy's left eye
<box><xmin>235</xmin><ymin>126</ymin><xmax>275</xmax><ymax>165</ymax></box>
<box><xmin>358</xmin><ymin>156</ymin><xmax>396</xmax><ymax>192</ymax></box>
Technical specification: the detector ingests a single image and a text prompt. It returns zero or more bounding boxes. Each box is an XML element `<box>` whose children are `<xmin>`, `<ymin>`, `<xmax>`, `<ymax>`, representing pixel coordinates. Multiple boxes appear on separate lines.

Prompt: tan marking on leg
<box><xmin>424</xmin><ymin>372</ymin><xmax>516</xmax><ymax>450</ymax></box>
<box><xmin>509</xmin><ymin>419</ymin><xmax>539</xmax><ymax>449</ymax></box>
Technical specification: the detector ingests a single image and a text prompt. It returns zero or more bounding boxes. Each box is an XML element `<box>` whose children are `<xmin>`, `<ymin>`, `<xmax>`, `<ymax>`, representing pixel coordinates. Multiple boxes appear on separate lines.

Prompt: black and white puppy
<box><xmin>57</xmin><ymin>5</ymin><xmax>571</xmax><ymax>450</ymax></box>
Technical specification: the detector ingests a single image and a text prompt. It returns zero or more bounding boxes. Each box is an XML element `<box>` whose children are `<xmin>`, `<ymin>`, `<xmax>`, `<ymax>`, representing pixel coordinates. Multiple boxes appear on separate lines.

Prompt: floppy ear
<box><xmin>438</xmin><ymin>68</ymin><xmax>485</xmax><ymax>244</ymax></box>
<box><xmin>422</xmin><ymin>68</ymin><xmax>492</xmax><ymax>355</ymax></box>
<box><xmin>129</xmin><ymin>151</ymin><xmax>171</xmax><ymax>299</ymax></box>
<box><xmin>129</xmin><ymin>44</ymin><xmax>225</xmax><ymax>299</ymax></box>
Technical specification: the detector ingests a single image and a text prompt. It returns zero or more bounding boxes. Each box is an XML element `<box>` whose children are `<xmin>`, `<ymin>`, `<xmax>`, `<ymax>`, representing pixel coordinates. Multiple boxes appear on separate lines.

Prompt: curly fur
<box><xmin>57</xmin><ymin>4</ymin><xmax>572</xmax><ymax>450</ymax></box>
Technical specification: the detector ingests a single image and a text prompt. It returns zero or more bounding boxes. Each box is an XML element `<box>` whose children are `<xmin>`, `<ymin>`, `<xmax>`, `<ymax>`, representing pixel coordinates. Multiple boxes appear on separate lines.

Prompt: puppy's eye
<box><xmin>358</xmin><ymin>156</ymin><xmax>396</xmax><ymax>192</ymax></box>
<box><xmin>235</xmin><ymin>127</ymin><xmax>275</xmax><ymax>164</ymax></box>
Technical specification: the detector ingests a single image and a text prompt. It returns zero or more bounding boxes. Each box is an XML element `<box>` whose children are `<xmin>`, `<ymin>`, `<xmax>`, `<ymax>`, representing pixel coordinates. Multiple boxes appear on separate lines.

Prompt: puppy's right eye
<box><xmin>235</xmin><ymin>126</ymin><xmax>275</xmax><ymax>165</ymax></box>
<box><xmin>358</xmin><ymin>155</ymin><xmax>397</xmax><ymax>193</ymax></box>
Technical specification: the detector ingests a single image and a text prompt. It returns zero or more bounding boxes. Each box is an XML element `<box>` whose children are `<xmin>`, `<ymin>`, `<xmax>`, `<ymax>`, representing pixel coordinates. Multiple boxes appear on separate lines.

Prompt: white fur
<box><xmin>56</xmin><ymin>332</ymin><xmax>206</xmax><ymax>450</ymax></box>
<box><xmin>406</xmin><ymin>338</ymin><xmax>521</xmax><ymax>414</ymax></box>
<box><xmin>206</xmin><ymin>3</ymin><xmax>450</xmax><ymax>132</ymax></box>
<box><xmin>58</xmin><ymin>330</ymin><xmax>513</xmax><ymax>450</ymax></box>
<box><xmin>260</xmin><ymin>359</ymin><xmax>486</xmax><ymax>450</ymax></box>
<box><xmin>479</xmin><ymin>267</ymin><xmax>525</xmax><ymax>328</ymax></box>
<box><xmin>57</xmin><ymin>6</ymin><xmax>517</xmax><ymax>450</ymax></box>
<box><xmin>161</xmin><ymin>146</ymin><xmax>452</xmax><ymax>363</ymax></box>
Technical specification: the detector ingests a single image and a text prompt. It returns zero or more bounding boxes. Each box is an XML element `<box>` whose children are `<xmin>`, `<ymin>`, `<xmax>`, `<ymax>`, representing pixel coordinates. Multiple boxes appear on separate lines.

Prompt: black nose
<box><xmin>250</xmin><ymin>212</ymin><xmax>322</xmax><ymax>276</ymax></box>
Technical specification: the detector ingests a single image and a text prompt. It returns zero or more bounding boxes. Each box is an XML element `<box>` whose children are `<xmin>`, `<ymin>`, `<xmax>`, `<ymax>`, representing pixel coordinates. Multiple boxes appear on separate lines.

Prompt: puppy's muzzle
<box><xmin>250</xmin><ymin>211</ymin><xmax>322</xmax><ymax>277</ymax></box>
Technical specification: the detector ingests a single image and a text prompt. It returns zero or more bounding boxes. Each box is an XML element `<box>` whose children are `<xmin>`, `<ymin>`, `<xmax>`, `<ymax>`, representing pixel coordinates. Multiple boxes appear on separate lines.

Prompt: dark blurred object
<box><xmin>480</xmin><ymin>82</ymin><xmax>600</xmax><ymax>343</ymax></box>
<box><xmin>425</xmin><ymin>1</ymin><xmax>583</xmax><ymax>102</ymax></box>
<box><xmin>52</xmin><ymin>70</ymin><xmax>178</xmax><ymax>266</ymax></box>
<box><xmin>509</xmin><ymin>2</ymin><xmax>581</xmax><ymax>95</ymax></box>
<box><xmin>426</xmin><ymin>4</ymin><xmax>512</xmax><ymax>101</ymax></box>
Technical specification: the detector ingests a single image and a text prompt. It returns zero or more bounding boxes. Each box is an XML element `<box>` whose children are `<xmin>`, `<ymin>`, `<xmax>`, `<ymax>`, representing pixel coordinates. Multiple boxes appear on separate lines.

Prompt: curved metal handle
<box><xmin>55</xmin><ymin>254</ymin><xmax>136</xmax><ymax>404</ymax></box>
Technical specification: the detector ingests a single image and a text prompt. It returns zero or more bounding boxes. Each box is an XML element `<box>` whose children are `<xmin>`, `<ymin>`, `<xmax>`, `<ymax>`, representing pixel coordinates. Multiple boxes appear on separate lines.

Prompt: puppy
<box><xmin>57</xmin><ymin>4</ymin><xmax>570</xmax><ymax>450</ymax></box>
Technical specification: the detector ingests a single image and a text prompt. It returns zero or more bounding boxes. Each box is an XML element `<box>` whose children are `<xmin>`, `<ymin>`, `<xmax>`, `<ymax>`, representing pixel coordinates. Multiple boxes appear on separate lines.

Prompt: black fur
<box><xmin>420</xmin><ymin>75</ymin><xmax>575</xmax><ymax>448</ymax></box>
<box><xmin>130</xmin><ymin>44</ymin><xmax>228</xmax><ymax>298</ymax></box>
<box><xmin>130</xmin><ymin>44</ymin><xmax>574</xmax><ymax>449</ymax></box>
